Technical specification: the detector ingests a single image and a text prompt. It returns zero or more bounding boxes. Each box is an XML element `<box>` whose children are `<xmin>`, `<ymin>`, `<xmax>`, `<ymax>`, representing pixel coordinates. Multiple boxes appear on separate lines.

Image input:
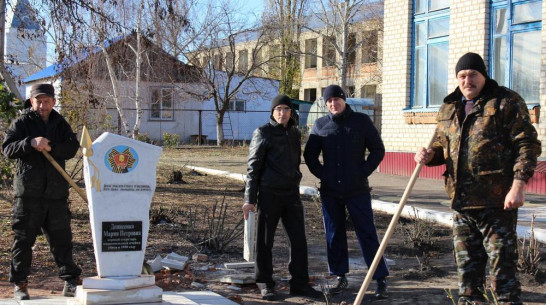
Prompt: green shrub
<box><xmin>162</xmin><ymin>132</ymin><xmax>179</xmax><ymax>148</ymax></box>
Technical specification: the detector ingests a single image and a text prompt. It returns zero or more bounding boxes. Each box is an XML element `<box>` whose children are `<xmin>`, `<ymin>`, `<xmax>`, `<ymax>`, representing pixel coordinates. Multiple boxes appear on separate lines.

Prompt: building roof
<box><xmin>24</xmin><ymin>33</ymin><xmax>199</xmax><ymax>84</ymax></box>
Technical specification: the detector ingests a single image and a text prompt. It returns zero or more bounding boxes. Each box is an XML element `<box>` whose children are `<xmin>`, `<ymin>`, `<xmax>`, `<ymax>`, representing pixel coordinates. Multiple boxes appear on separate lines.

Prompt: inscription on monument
<box><xmin>102</xmin><ymin>221</ymin><xmax>143</xmax><ymax>252</ymax></box>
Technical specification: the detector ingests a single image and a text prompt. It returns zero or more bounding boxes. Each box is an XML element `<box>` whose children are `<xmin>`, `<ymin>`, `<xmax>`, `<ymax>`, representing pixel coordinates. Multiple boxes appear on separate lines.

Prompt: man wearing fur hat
<box><xmin>243</xmin><ymin>95</ymin><xmax>323</xmax><ymax>301</ymax></box>
<box><xmin>415</xmin><ymin>52</ymin><xmax>541</xmax><ymax>305</ymax></box>
<box><xmin>304</xmin><ymin>85</ymin><xmax>389</xmax><ymax>298</ymax></box>
<box><xmin>2</xmin><ymin>84</ymin><xmax>82</xmax><ymax>300</ymax></box>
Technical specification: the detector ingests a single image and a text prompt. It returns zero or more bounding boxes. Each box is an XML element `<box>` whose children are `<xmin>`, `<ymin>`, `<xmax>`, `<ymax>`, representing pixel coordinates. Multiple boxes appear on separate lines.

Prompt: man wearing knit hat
<box><xmin>304</xmin><ymin>85</ymin><xmax>389</xmax><ymax>299</ymax></box>
<box><xmin>415</xmin><ymin>52</ymin><xmax>541</xmax><ymax>304</ymax></box>
<box><xmin>2</xmin><ymin>83</ymin><xmax>82</xmax><ymax>300</ymax></box>
<box><xmin>243</xmin><ymin>95</ymin><xmax>323</xmax><ymax>301</ymax></box>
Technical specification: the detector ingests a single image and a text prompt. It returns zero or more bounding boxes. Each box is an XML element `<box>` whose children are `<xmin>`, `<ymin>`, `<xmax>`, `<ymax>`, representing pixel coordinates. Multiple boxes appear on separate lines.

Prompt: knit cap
<box><xmin>455</xmin><ymin>52</ymin><xmax>489</xmax><ymax>78</ymax></box>
<box><xmin>270</xmin><ymin>94</ymin><xmax>292</xmax><ymax>113</ymax></box>
<box><xmin>322</xmin><ymin>85</ymin><xmax>346</xmax><ymax>103</ymax></box>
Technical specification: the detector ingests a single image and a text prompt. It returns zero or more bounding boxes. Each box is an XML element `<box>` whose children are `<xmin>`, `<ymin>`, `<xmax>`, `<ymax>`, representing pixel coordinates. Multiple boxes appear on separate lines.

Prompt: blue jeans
<box><xmin>321</xmin><ymin>193</ymin><xmax>389</xmax><ymax>279</ymax></box>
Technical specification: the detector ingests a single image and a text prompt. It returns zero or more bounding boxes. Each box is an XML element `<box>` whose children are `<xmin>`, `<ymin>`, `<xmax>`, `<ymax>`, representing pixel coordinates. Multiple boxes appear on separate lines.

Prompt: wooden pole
<box><xmin>353</xmin><ymin>136</ymin><xmax>435</xmax><ymax>305</ymax></box>
<box><xmin>42</xmin><ymin>151</ymin><xmax>88</xmax><ymax>203</ymax></box>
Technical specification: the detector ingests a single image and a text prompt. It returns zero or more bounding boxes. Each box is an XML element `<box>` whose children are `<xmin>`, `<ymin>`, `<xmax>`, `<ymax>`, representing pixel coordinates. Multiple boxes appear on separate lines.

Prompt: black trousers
<box><xmin>255</xmin><ymin>187</ymin><xmax>309</xmax><ymax>288</ymax></box>
<box><xmin>10</xmin><ymin>197</ymin><xmax>81</xmax><ymax>283</ymax></box>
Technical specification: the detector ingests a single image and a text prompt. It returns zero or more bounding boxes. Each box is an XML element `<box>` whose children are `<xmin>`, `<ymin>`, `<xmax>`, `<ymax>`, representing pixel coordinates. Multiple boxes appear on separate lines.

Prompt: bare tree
<box><xmin>305</xmin><ymin>0</ymin><xmax>383</xmax><ymax>91</ymax></box>
<box><xmin>193</xmin><ymin>10</ymin><xmax>274</xmax><ymax>146</ymax></box>
<box><xmin>263</xmin><ymin>0</ymin><xmax>308</xmax><ymax>97</ymax></box>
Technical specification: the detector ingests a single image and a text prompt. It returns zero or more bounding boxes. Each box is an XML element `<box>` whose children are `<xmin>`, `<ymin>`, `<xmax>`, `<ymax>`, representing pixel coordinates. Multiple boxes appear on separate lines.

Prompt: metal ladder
<box><xmin>222</xmin><ymin>111</ymin><xmax>234</xmax><ymax>141</ymax></box>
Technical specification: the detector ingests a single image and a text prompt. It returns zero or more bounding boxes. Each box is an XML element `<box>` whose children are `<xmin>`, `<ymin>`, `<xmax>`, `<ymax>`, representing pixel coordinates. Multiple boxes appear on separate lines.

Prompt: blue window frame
<box><xmin>491</xmin><ymin>0</ymin><xmax>542</xmax><ymax>104</ymax></box>
<box><xmin>411</xmin><ymin>1</ymin><xmax>450</xmax><ymax>109</ymax></box>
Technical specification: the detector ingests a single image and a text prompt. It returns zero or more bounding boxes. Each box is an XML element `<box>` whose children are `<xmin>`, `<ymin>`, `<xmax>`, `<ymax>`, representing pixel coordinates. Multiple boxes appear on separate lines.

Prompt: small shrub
<box><xmin>163</xmin><ymin>132</ymin><xmax>179</xmax><ymax>148</ymax></box>
<box><xmin>518</xmin><ymin>215</ymin><xmax>541</xmax><ymax>276</ymax></box>
<box><xmin>137</xmin><ymin>133</ymin><xmax>153</xmax><ymax>144</ymax></box>
<box><xmin>401</xmin><ymin>207</ymin><xmax>436</xmax><ymax>270</ymax></box>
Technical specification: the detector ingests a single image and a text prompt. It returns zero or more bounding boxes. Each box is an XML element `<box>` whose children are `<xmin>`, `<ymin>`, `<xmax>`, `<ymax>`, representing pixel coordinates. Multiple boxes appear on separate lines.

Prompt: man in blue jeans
<box><xmin>304</xmin><ymin>85</ymin><xmax>389</xmax><ymax>298</ymax></box>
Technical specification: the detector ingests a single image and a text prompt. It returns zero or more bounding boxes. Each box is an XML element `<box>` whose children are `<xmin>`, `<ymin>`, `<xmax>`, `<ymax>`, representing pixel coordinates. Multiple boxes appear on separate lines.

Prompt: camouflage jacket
<box><xmin>428</xmin><ymin>79</ymin><xmax>541</xmax><ymax>210</ymax></box>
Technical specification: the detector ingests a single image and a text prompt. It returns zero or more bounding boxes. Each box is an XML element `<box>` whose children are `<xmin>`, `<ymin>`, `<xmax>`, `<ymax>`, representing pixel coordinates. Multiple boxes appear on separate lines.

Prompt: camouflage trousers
<box><xmin>453</xmin><ymin>208</ymin><xmax>521</xmax><ymax>304</ymax></box>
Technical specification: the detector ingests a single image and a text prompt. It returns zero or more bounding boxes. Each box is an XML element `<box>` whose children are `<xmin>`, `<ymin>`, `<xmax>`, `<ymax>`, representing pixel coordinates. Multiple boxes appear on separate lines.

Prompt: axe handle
<box><xmin>42</xmin><ymin>150</ymin><xmax>88</xmax><ymax>203</ymax></box>
<box><xmin>353</xmin><ymin>135</ymin><xmax>435</xmax><ymax>305</ymax></box>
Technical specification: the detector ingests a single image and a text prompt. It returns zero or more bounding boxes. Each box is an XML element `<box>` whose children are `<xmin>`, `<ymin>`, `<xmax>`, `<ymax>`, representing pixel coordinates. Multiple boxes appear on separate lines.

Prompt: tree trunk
<box><xmin>102</xmin><ymin>46</ymin><xmax>131</xmax><ymax>137</ymax></box>
<box><xmin>131</xmin><ymin>6</ymin><xmax>143</xmax><ymax>140</ymax></box>
<box><xmin>216</xmin><ymin>112</ymin><xmax>224</xmax><ymax>146</ymax></box>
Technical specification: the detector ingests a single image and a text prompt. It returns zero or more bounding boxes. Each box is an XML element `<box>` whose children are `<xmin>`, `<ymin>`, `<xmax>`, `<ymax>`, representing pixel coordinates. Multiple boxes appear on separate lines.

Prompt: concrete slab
<box><xmin>218</xmin><ymin>273</ymin><xmax>255</xmax><ymax>285</ymax></box>
<box><xmin>0</xmin><ymin>291</ymin><xmax>238</xmax><ymax>305</ymax></box>
<box><xmin>82</xmin><ymin>275</ymin><xmax>156</xmax><ymax>290</ymax></box>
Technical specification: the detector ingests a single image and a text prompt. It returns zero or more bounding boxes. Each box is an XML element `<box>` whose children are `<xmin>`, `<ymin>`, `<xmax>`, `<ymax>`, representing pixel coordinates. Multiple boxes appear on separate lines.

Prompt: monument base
<box><xmin>82</xmin><ymin>275</ymin><xmax>156</xmax><ymax>290</ymax></box>
<box><xmin>70</xmin><ymin>275</ymin><xmax>162</xmax><ymax>305</ymax></box>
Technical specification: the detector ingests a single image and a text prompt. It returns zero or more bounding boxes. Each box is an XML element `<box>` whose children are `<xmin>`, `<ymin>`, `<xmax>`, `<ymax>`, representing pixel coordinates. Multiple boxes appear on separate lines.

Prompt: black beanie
<box><xmin>322</xmin><ymin>85</ymin><xmax>346</xmax><ymax>103</ymax></box>
<box><xmin>270</xmin><ymin>94</ymin><xmax>293</xmax><ymax>113</ymax></box>
<box><xmin>455</xmin><ymin>52</ymin><xmax>488</xmax><ymax>78</ymax></box>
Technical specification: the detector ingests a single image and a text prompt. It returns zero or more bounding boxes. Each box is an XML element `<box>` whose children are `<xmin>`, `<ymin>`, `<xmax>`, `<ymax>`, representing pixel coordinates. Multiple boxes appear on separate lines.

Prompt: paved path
<box><xmin>177</xmin><ymin>154</ymin><xmax>546</xmax><ymax>244</ymax></box>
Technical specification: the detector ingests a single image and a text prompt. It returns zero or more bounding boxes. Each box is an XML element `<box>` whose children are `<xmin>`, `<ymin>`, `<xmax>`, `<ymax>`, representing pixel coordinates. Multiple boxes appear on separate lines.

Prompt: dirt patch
<box><xmin>0</xmin><ymin>146</ymin><xmax>545</xmax><ymax>304</ymax></box>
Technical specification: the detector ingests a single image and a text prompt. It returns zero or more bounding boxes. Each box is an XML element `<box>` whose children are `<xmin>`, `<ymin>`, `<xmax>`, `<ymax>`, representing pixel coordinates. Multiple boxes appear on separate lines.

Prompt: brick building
<box><xmin>381</xmin><ymin>0</ymin><xmax>546</xmax><ymax>193</ymax></box>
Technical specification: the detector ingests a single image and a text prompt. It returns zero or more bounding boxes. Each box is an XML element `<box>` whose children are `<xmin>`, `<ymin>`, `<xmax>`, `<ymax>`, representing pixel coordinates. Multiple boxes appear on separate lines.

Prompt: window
<box><xmin>346</xmin><ymin>86</ymin><xmax>355</xmax><ymax>97</ymax></box>
<box><xmin>361</xmin><ymin>85</ymin><xmax>377</xmax><ymax>99</ymax></box>
<box><xmin>322</xmin><ymin>36</ymin><xmax>336</xmax><ymax>67</ymax></box>
<box><xmin>304</xmin><ymin>88</ymin><xmax>317</xmax><ymax>102</ymax></box>
<box><xmin>238</xmin><ymin>50</ymin><xmax>248</xmax><ymax>71</ymax></box>
<box><xmin>491</xmin><ymin>0</ymin><xmax>541</xmax><ymax>104</ymax></box>
<box><xmin>253</xmin><ymin>48</ymin><xmax>263</xmax><ymax>76</ymax></box>
<box><xmin>347</xmin><ymin>33</ymin><xmax>356</xmax><ymax>65</ymax></box>
<box><xmin>361</xmin><ymin>30</ymin><xmax>378</xmax><ymax>63</ymax></box>
<box><xmin>213</xmin><ymin>54</ymin><xmax>222</xmax><ymax>70</ymax></box>
<box><xmin>268</xmin><ymin>44</ymin><xmax>281</xmax><ymax>78</ymax></box>
<box><xmin>150</xmin><ymin>87</ymin><xmax>174</xmax><ymax>120</ymax></box>
<box><xmin>227</xmin><ymin>99</ymin><xmax>246</xmax><ymax>112</ymax></box>
<box><xmin>305</xmin><ymin>38</ymin><xmax>318</xmax><ymax>68</ymax></box>
<box><xmin>411</xmin><ymin>2</ymin><xmax>449</xmax><ymax>108</ymax></box>
<box><xmin>201</xmin><ymin>55</ymin><xmax>210</xmax><ymax>67</ymax></box>
<box><xmin>225</xmin><ymin>52</ymin><xmax>234</xmax><ymax>71</ymax></box>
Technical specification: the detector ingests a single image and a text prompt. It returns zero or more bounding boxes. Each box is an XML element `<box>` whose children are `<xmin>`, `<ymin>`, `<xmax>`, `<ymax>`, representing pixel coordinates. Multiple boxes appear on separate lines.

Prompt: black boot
<box><xmin>375</xmin><ymin>277</ymin><xmax>388</xmax><ymax>299</ymax></box>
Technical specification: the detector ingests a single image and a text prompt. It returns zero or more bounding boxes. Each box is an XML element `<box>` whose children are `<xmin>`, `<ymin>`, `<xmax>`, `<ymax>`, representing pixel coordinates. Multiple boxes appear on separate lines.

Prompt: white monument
<box><xmin>74</xmin><ymin>131</ymin><xmax>163</xmax><ymax>305</ymax></box>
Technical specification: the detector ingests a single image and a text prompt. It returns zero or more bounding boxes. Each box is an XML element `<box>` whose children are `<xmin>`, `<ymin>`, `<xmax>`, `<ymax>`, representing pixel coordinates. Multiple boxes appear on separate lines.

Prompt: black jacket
<box><xmin>304</xmin><ymin>106</ymin><xmax>384</xmax><ymax>198</ymax></box>
<box><xmin>244</xmin><ymin>118</ymin><xmax>302</xmax><ymax>204</ymax></box>
<box><xmin>2</xmin><ymin>109</ymin><xmax>79</xmax><ymax>199</ymax></box>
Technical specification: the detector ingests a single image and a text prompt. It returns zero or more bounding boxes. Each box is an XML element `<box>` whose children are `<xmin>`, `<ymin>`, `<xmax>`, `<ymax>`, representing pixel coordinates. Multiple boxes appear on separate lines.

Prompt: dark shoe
<box><xmin>290</xmin><ymin>285</ymin><xmax>324</xmax><ymax>299</ymax></box>
<box><xmin>375</xmin><ymin>277</ymin><xmax>388</xmax><ymax>299</ymax></box>
<box><xmin>14</xmin><ymin>282</ymin><xmax>30</xmax><ymax>300</ymax></box>
<box><xmin>328</xmin><ymin>276</ymin><xmax>348</xmax><ymax>295</ymax></box>
<box><xmin>261</xmin><ymin>287</ymin><xmax>277</xmax><ymax>301</ymax></box>
<box><xmin>62</xmin><ymin>278</ymin><xmax>79</xmax><ymax>297</ymax></box>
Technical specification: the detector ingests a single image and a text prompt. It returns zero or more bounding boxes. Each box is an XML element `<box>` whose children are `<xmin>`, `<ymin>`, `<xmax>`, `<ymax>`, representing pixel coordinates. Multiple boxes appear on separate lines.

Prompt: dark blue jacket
<box><xmin>2</xmin><ymin>109</ymin><xmax>79</xmax><ymax>199</ymax></box>
<box><xmin>304</xmin><ymin>106</ymin><xmax>384</xmax><ymax>198</ymax></box>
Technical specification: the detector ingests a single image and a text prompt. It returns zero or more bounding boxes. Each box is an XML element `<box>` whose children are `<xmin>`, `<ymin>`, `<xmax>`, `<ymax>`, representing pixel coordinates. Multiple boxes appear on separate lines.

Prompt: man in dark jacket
<box><xmin>243</xmin><ymin>95</ymin><xmax>322</xmax><ymax>301</ymax></box>
<box><xmin>2</xmin><ymin>84</ymin><xmax>82</xmax><ymax>300</ymax></box>
<box><xmin>304</xmin><ymin>85</ymin><xmax>389</xmax><ymax>298</ymax></box>
<box><xmin>415</xmin><ymin>53</ymin><xmax>541</xmax><ymax>305</ymax></box>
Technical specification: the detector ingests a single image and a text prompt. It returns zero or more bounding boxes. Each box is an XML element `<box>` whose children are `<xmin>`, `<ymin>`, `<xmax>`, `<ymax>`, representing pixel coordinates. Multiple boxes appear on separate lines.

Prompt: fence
<box><xmin>81</xmin><ymin>106</ymin><xmax>382</xmax><ymax>146</ymax></box>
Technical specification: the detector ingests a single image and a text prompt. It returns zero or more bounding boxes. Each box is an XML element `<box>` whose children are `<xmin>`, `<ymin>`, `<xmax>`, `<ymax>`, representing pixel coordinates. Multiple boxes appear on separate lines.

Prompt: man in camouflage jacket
<box><xmin>415</xmin><ymin>53</ymin><xmax>541</xmax><ymax>305</ymax></box>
